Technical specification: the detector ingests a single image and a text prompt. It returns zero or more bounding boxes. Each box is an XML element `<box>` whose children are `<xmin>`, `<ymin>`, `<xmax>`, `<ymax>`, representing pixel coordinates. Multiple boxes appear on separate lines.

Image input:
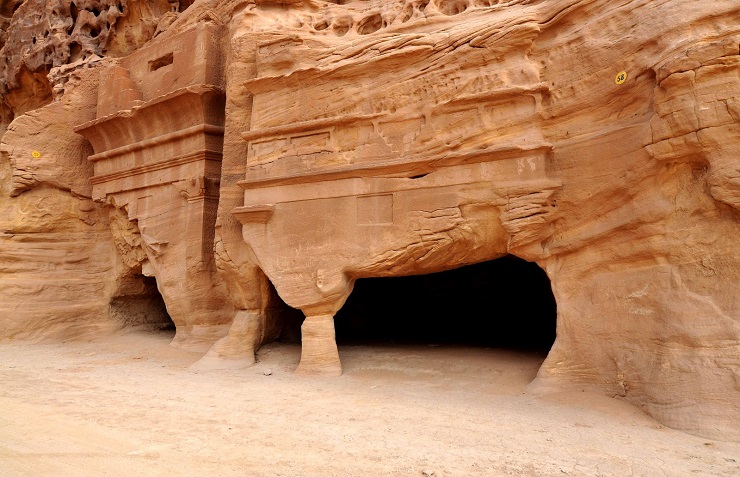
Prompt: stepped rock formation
<box><xmin>0</xmin><ymin>0</ymin><xmax>738</xmax><ymax>441</ymax></box>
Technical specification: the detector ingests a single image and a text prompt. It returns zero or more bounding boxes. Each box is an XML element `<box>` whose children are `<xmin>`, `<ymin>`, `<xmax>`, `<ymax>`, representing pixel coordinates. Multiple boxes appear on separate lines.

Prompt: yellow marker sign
<box><xmin>31</xmin><ymin>150</ymin><xmax>41</xmax><ymax>158</ymax></box>
<box><xmin>615</xmin><ymin>71</ymin><xmax>627</xmax><ymax>85</ymax></box>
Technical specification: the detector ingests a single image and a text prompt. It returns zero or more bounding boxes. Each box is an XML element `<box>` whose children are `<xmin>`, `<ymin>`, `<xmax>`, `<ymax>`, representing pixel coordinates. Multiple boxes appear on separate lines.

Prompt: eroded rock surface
<box><xmin>0</xmin><ymin>0</ymin><xmax>738</xmax><ymax>441</ymax></box>
<box><xmin>0</xmin><ymin>0</ymin><xmax>190</xmax><ymax>337</ymax></box>
<box><xmin>0</xmin><ymin>0</ymin><xmax>192</xmax><ymax>134</ymax></box>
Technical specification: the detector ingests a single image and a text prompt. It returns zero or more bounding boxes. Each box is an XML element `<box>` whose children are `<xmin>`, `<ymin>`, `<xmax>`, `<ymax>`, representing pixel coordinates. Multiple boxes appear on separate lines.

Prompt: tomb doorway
<box><xmin>109</xmin><ymin>274</ymin><xmax>175</xmax><ymax>334</ymax></box>
<box><xmin>334</xmin><ymin>255</ymin><xmax>557</xmax><ymax>366</ymax></box>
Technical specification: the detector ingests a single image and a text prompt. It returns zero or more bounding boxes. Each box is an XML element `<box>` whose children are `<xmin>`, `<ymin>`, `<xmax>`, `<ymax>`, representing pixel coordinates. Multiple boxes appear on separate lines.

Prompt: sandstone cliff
<box><xmin>0</xmin><ymin>0</ymin><xmax>738</xmax><ymax>441</ymax></box>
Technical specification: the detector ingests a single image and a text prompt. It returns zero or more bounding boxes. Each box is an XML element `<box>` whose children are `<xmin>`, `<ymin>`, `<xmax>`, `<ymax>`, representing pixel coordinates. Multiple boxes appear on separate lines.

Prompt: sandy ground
<box><xmin>1</xmin><ymin>331</ymin><xmax>738</xmax><ymax>477</ymax></box>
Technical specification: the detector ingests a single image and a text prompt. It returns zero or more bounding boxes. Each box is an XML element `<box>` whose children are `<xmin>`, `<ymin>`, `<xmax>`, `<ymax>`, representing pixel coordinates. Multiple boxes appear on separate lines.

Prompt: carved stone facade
<box><xmin>231</xmin><ymin>17</ymin><xmax>562</xmax><ymax>374</ymax></box>
<box><xmin>75</xmin><ymin>21</ymin><xmax>232</xmax><ymax>349</ymax></box>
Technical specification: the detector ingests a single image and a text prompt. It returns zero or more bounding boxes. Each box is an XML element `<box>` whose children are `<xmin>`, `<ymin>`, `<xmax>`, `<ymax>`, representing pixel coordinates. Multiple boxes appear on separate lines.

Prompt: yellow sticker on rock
<box><xmin>615</xmin><ymin>71</ymin><xmax>627</xmax><ymax>85</ymax></box>
<box><xmin>31</xmin><ymin>150</ymin><xmax>41</xmax><ymax>158</ymax></box>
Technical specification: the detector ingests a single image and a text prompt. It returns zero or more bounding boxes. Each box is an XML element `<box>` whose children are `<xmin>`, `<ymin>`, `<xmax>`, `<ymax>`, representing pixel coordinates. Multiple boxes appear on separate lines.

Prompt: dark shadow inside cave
<box><xmin>110</xmin><ymin>275</ymin><xmax>175</xmax><ymax>333</ymax></box>
<box><xmin>266</xmin><ymin>280</ymin><xmax>305</xmax><ymax>344</ymax></box>
<box><xmin>334</xmin><ymin>255</ymin><xmax>557</xmax><ymax>352</ymax></box>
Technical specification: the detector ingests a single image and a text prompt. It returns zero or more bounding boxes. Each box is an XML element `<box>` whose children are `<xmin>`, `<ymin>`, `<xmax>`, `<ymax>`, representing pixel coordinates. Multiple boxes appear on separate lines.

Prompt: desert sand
<box><xmin>1</xmin><ymin>330</ymin><xmax>738</xmax><ymax>477</ymax></box>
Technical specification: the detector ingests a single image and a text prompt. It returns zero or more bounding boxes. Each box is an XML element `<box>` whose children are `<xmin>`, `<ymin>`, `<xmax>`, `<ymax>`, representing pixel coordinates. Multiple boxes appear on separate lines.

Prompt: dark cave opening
<box><xmin>110</xmin><ymin>275</ymin><xmax>175</xmax><ymax>334</ymax></box>
<box><xmin>333</xmin><ymin>255</ymin><xmax>557</xmax><ymax>352</ymax></box>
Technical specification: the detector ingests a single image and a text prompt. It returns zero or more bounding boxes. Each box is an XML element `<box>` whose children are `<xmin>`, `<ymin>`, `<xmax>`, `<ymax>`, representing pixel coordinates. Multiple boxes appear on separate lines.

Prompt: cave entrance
<box><xmin>109</xmin><ymin>274</ymin><xmax>175</xmax><ymax>334</ymax></box>
<box><xmin>334</xmin><ymin>255</ymin><xmax>556</xmax><ymax>355</ymax></box>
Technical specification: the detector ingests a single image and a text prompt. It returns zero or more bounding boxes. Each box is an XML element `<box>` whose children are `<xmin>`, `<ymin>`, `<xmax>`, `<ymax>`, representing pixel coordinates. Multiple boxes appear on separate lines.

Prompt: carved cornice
<box><xmin>76</xmin><ymin>84</ymin><xmax>226</xmax><ymax>195</ymax></box>
<box><xmin>90</xmin><ymin>150</ymin><xmax>222</xmax><ymax>185</ymax></box>
<box><xmin>241</xmin><ymin>113</ymin><xmax>382</xmax><ymax>142</ymax></box>
<box><xmin>238</xmin><ymin>143</ymin><xmax>552</xmax><ymax>189</ymax></box>
<box><xmin>75</xmin><ymin>85</ymin><xmax>226</xmax><ymax>157</ymax></box>
<box><xmin>87</xmin><ymin>124</ymin><xmax>225</xmax><ymax>163</ymax></box>
<box><xmin>231</xmin><ymin>205</ymin><xmax>275</xmax><ymax>224</ymax></box>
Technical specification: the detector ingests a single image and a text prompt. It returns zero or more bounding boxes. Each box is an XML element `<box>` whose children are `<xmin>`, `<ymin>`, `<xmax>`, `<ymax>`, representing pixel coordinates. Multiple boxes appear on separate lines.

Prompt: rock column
<box><xmin>296</xmin><ymin>313</ymin><xmax>342</xmax><ymax>376</ymax></box>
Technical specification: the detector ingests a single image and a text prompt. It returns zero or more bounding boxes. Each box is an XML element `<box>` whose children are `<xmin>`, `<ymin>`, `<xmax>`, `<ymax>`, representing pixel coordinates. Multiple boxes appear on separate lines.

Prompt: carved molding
<box><xmin>173</xmin><ymin>176</ymin><xmax>221</xmax><ymax>201</ymax></box>
<box><xmin>232</xmin><ymin>205</ymin><xmax>275</xmax><ymax>224</ymax></box>
<box><xmin>87</xmin><ymin>124</ymin><xmax>225</xmax><ymax>163</ymax></box>
<box><xmin>89</xmin><ymin>150</ymin><xmax>223</xmax><ymax>186</ymax></box>
<box><xmin>238</xmin><ymin>144</ymin><xmax>552</xmax><ymax>189</ymax></box>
